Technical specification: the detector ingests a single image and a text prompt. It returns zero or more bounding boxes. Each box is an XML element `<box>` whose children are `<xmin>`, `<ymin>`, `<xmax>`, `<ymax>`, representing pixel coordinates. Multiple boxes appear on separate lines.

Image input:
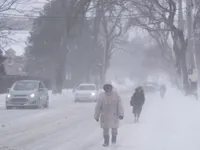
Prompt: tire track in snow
<box><xmin>0</xmin><ymin>103</ymin><xmax>95</xmax><ymax>149</ymax></box>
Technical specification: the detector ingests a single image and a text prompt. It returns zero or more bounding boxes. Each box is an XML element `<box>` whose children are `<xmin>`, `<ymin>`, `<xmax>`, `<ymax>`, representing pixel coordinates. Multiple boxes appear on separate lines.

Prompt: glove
<box><xmin>119</xmin><ymin>116</ymin><xmax>124</xmax><ymax>120</ymax></box>
<box><xmin>95</xmin><ymin>118</ymin><xmax>99</xmax><ymax>122</ymax></box>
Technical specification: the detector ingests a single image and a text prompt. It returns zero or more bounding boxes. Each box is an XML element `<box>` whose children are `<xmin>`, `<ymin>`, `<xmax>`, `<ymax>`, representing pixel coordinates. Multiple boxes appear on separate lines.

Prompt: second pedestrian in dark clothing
<box><xmin>130</xmin><ymin>86</ymin><xmax>145</xmax><ymax>122</ymax></box>
<box><xmin>160</xmin><ymin>84</ymin><xmax>166</xmax><ymax>98</ymax></box>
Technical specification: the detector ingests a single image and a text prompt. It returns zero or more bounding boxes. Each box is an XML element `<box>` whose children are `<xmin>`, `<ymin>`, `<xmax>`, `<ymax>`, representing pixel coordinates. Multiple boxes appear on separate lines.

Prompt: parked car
<box><xmin>74</xmin><ymin>83</ymin><xmax>98</xmax><ymax>102</ymax></box>
<box><xmin>5</xmin><ymin>80</ymin><xmax>49</xmax><ymax>109</ymax></box>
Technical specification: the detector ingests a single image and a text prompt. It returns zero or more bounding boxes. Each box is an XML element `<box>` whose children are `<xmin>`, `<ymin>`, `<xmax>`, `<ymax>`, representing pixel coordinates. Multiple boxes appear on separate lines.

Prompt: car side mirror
<box><xmin>7</xmin><ymin>88</ymin><xmax>10</xmax><ymax>93</ymax></box>
<box><xmin>73</xmin><ymin>89</ymin><xmax>76</xmax><ymax>92</ymax></box>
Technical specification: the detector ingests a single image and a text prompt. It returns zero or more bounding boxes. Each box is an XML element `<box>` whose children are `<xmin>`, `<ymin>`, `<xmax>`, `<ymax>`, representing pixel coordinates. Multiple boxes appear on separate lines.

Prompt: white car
<box><xmin>6</xmin><ymin>80</ymin><xmax>49</xmax><ymax>109</ymax></box>
<box><xmin>74</xmin><ymin>83</ymin><xmax>98</xmax><ymax>102</ymax></box>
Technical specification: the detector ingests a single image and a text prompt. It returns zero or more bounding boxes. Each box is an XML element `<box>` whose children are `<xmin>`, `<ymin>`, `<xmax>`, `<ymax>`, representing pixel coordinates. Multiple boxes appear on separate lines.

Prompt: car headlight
<box><xmin>91</xmin><ymin>92</ymin><xmax>96</xmax><ymax>96</ymax></box>
<box><xmin>6</xmin><ymin>94</ymin><xmax>11</xmax><ymax>99</ymax></box>
<box><xmin>30</xmin><ymin>93</ymin><xmax>35</xmax><ymax>98</ymax></box>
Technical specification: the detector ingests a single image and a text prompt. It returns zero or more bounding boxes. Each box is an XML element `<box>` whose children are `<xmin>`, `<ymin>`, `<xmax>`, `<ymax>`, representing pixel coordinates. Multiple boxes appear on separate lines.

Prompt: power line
<box><xmin>0</xmin><ymin>13</ymin><xmax>178</xmax><ymax>20</ymax></box>
<box><xmin>0</xmin><ymin>13</ymin><xmax>147</xmax><ymax>19</ymax></box>
<box><xmin>0</xmin><ymin>14</ymin><xmax>183</xmax><ymax>23</ymax></box>
<box><xmin>0</xmin><ymin>4</ymin><xmax>193</xmax><ymax>20</ymax></box>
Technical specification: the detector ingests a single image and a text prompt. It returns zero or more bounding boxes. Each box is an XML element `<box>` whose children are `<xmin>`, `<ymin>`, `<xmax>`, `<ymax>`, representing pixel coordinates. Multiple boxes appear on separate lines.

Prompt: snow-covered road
<box><xmin>0</xmin><ymin>89</ymin><xmax>200</xmax><ymax>150</ymax></box>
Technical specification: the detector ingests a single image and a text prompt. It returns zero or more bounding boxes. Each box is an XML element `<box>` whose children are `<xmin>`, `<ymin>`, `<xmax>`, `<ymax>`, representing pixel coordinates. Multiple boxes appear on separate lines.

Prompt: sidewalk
<box><xmin>116</xmin><ymin>88</ymin><xmax>200</xmax><ymax>150</ymax></box>
<box><xmin>86</xmin><ymin>88</ymin><xmax>200</xmax><ymax>150</ymax></box>
<box><xmin>0</xmin><ymin>94</ymin><xmax>5</xmax><ymax>108</ymax></box>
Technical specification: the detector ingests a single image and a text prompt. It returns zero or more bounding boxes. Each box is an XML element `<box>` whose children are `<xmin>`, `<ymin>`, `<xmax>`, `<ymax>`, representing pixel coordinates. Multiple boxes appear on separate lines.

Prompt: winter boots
<box><xmin>112</xmin><ymin>135</ymin><xmax>117</xmax><ymax>144</ymax></box>
<box><xmin>103</xmin><ymin>135</ymin><xmax>109</xmax><ymax>147</ymax></box>
<box><xmin>103</xmin><ymin>135</ymin><xmax>117</xmax><ymax>146</ymax></box>
<box><xmin>134</xmin><ymin>116</ymin><xmax>140</xmax><ymax>123</ymax></box>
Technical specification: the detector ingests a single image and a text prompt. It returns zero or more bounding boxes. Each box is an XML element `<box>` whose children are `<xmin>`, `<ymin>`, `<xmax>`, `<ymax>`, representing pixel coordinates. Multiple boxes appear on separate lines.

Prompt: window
<box><xmin>78</xmin><ymin>85</ymin><xmax>96</xmax><ymax>90</ymax></box>
<box><xmin>13</xmin><ymin>81</ymin><xmax>38</xmax><ymax>91</ymax></box>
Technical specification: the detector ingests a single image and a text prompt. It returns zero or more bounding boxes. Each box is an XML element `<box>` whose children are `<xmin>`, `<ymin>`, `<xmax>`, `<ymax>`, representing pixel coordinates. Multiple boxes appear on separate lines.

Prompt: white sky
<box><xmin>8</xmin><ymin>31</ymin><xmax>29</xmax><ymax>56</ymax></box>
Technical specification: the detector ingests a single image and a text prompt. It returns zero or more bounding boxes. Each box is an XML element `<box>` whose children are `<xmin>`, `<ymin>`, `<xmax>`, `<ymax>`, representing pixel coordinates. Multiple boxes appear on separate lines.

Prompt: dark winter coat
<box><xmin>160</xmin><ymin>85</ymin><xmax>166</xmax><ymax>96</ymax></box>
<box><xmin>130</xmin><ymin>90</ymin><xmax>145</xmax><ymax>107</ymax></box>
<box><xmin>160</xmin><ymin>85</ymin><xmax>166</xmax><ymax>92</ymax></box>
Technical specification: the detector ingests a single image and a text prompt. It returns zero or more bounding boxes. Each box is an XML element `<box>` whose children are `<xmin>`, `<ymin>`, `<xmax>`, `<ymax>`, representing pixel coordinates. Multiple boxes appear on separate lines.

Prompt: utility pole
<box><xmin>186</xmin><ymin>0</ymin><xmax>197</xmax><ymax>69</ymax></box>
<box><xmin>186</xmin><ymin>0</ymin><xmax>198</xmax><ymax>99</ymax></box>
<box><xmin>102</xmin><ymin>46</ymin><xmax>106</xmax><ymax>84</ymax></box>
<box><xmin>192</xmin><ymin>0</ymin><xmax>198</xmax><ymax>73</ymax></box>
<box><xmin>97</xmin><ymin>1</ymin><xmax>106</xmax><ymax>86</ymax></box>
<box><xmin>193</xmin><ymin>0</ymin><xmax>199</xmax><ymax>99</ymax></box>
<box><xmin>178</xmin><ymin>0</ymin><xmax>184</xmax><ymax>89</ymax></box>
<box><xmin>178</xmin><ymin>0</ymin><xmax>184</xmax><ymax>30</ymax></box>
<box><xmin>186</xmin><ymin>0</ymin><xmax>194</xmax><ymax>68</ymax></box>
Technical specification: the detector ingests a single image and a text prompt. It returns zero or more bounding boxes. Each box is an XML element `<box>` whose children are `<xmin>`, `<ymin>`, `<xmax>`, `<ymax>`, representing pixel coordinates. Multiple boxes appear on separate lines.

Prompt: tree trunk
<box><xmin>53</xmin><ymin>0</ymin><xmax>92</xmax><ymax>93</ymax></box>
<box><xmin>54</xmin><ymin>40</ymin><xmax>69</xmax><ymax>94</ymax></box>
<box><xmin>180</xmin><ymin>52</ymin><xmax>189</xmax><ymax>92</ymax></box>
<box><xmin>178</xmin><ymin>0</ymin><xmax>184</xmax><ymax>30</ymax></box>
<box><xmin>101</xmin><ymin>40</ymin><xmax>110</xmax><ymax>85</ymax></box>
<box><xmin>171</xmin><ymin>28</ymin><xmax>189</xmax><ymax>92</ymax></box>
<box><xmin>186</xmin><ymin>0</ymin><xmax>195</xmax><ymax>68</ymax></box>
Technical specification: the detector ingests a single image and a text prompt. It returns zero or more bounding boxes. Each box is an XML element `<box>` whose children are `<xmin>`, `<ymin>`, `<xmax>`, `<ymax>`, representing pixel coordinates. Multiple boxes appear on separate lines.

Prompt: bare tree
<box><xmin>92</xmin><ymin>0</ymin><xmax>127</xmax><ymax>84</ymax></box>
<box><xmin>0</xmin><ymin>0</ymin><xmax>29</xmax><ymax>75</ymax></box>
<box><xmin>125</xmin><ymin>0</ymin><xmax>192</xmax><ymax>91</ymax></box>
<box><xmin>53</xmin><ymin>0</ymin><xmax>93</xmax><ymax>93</ymax></box>
<box><xmin>0</xmin><ymin>0</ymin><xmax>29</xmax><ymax>50</ymax></box>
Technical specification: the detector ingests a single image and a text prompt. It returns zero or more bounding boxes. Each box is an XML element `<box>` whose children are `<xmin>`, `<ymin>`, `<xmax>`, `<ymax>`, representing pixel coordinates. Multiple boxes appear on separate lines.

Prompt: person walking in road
<box><xmin>94</xmin><ymin>83</ymin><xmax>124</xmax><ymax>147</ymax></box>
<box><xmin>130</xmin><ymin>86</ymin><xmax>145</xmax><ymax>122</ymax></box>
<box><xmin>160</xmin><ymin>84</ymin><xmax>166</xmax><ymax>98</ymax></box>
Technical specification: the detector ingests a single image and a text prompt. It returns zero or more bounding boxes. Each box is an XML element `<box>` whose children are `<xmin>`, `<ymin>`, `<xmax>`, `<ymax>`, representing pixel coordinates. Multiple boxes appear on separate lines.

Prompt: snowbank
<box><xmin>0</xmin><ymin>95</ymin><xmax>5</xmax><ymax>108</ymax></box>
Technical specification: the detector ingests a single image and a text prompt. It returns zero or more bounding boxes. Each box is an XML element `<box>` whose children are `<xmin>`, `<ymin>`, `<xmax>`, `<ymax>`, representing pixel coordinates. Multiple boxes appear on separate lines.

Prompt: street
<box><xmin>0</xmin><ymin>89</ymin><xmax>200</xmax><ymax>150</ymax></box>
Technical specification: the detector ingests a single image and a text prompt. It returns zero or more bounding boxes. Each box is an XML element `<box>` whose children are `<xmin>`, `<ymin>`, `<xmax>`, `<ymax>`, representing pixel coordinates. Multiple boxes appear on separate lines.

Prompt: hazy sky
<box><xmin>9</xmin><ymin>31</ymin><xmax>29</xmax><ymax>56</ymax></box>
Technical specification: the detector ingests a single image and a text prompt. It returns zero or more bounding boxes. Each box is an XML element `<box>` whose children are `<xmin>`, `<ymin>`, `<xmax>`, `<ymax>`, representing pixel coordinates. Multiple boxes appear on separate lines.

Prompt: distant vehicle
<box><xmin>134</xmin><ymin>82</ymin><xmax>159</xmax><ymax>94</ymax></box>
<box><xmin>5</xmin><ymin>80</ymin><xmax>49</xmax><ymax>109</ymax></box>
<box><xmin>142</xmin><ymin>82</ymin><xmax>159</xmax><ymax>93</ymax></box>
<box><xmin>74</xmin><ymin>83</ymin><xmax>98</xmax><ymax>102</ymax></box>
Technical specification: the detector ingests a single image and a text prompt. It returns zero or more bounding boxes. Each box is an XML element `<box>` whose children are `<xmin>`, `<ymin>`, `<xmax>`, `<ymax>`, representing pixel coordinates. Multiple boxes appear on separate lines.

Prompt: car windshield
<box><xmin>78</xmin><ymin>85</ymin><xmax>95</xmax><ymax>90</ymax></box>
<box><xmin>13</xmin><ymin>81</ymin><xmax>38</xmax><ymax>91</ymax></box>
